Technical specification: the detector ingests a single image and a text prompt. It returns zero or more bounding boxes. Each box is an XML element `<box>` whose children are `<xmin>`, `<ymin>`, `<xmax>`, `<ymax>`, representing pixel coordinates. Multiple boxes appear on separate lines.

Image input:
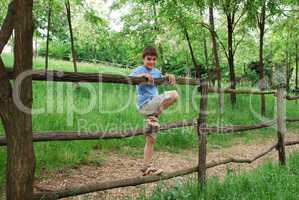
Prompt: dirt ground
<box><xmin>34</xmin><ymin>132</ymin><xmax>299</xmax><ymax>200</ymax></box>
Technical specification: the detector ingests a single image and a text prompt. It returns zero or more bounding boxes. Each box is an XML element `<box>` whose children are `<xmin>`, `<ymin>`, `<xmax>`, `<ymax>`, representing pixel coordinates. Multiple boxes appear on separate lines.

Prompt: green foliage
<box><xmin>273</xmin><ymin>63</ymin><xmax>287</xmax><ymax>88</ymax></box>
<box><xmin>0</xmin><ymin>0</ymin><xmax>9</xmax><ymax>24</ymax></box>
<box><xmin>34</xmin><ymin>0</ymin><xmax>68</xmax><ymax>39</ymax></box>
<box><xmin>246</xmin><ymin>58</ymin><xmax>274</xmax><ymax>88</ymax></box>
<box><xmin>39</xmin><ymin>40</ymin><xmax>70</xmax><ymax>60</ymax></box>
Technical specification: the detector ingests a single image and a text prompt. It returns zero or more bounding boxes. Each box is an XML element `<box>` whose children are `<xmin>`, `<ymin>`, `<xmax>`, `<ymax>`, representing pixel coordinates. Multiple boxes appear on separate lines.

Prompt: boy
<box><xmin>129</xmin><ymin>47</ymin><xmax>179</xmax><ymax>176</ymax></box>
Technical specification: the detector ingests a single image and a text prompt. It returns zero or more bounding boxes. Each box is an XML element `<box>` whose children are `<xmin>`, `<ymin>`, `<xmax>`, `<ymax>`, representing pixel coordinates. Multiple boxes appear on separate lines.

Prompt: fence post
<box><xmin>276</xmin><ymin>87</ymin><xmax>286</xmax><ymax>165</ymax></box>
<box><xmin>197</xmin><ymin>80</ymin><xmax>209</xmax><ymax>190</ymax></box>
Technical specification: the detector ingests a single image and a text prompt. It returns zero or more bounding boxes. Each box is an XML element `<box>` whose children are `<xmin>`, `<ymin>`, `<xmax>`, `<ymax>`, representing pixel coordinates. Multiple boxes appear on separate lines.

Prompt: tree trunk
<box><xmin>200</xmin><ymin>10</ymin><xmax>209</xmax><ymax>82</ymax></box>
<box><xmin>209</xmin><ymin>4</ymin><xmax>224</xmax><ymax>113</ymax></box>
<box><xmin>0</xmin><ymin>1</ymin><xmax>35</xmax><ymax>199</ymax></box>
<box><xmin>227</xmin><ymin>13</ymin><xmax>237</xmax><ymax>105</ymax></box>
<box><xmin>202</xmin><ymin>31</ymin><xmax>210</xmax><ymax>83</ymax></box>
<box><xmin>269</xmin><ymin>45</ymin><xmax>274</xmax><ymax>88</ymax></box>
<box><xmin>197</xmin><ymin>80</ymin><xmax>208</xmax><ymax>190</ymax></box>
<box><xmin>183</xmin><ymin>26</ymin><xmax>201</xmax><ymax>80</ymax></box>
<box><xmin>34</xmin><ymin>32</ymin><xmax>38</xmax><ymax>58</ymax></box>
<box><xmin>45</xmin><ymin>0</ymin><xmax>52</xmax><ymax>71</ymax></box>
<box><xmin>295</xmin><ymin>42</ymin><xmax>298</xmax><ymax>90</ymax></box>
<box><xmin>258</xmin><ymin>1</ymin><xmax>266</xmax><ymax>116</ymax></box>
<box><xmin>158</xmin><ymin>44</ymin><xmax>165</xmax><ymax>73</ymax></box>
<box><xmin>152</xmin><ymin>2</ymin><xmax>165</xmax><ymax>74</ymax></box>
<box><xmin>203</xmin><ymin>32</ymin><xmax>209</xmax><ymax>70</ymax></box>
<box><xmin>276</xmin><ymin>87</ymin><xmax>286</xmax><ymax>165</ymax></box>
<box><xmin>286</xmin><ymin>35</ymin><xmax>290</xmax><ymax>92</ymax></box>
<box><xmin>65</xmin><ymin>0</ymin><xmax>78</xmax><ymax>73</ymax></box>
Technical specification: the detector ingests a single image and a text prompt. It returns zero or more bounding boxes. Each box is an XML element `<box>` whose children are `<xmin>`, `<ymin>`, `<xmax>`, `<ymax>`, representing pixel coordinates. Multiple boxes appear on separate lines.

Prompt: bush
<box><xmin>39</xmin><ymin>41</ymin><xmax>71</xmax><ymax>60</ymax></box>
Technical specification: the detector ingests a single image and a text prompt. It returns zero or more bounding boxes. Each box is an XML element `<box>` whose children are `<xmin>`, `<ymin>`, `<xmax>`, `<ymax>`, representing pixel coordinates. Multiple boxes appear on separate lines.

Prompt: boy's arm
<box><xmin>157</xmin><ymin>68</ymin><xmax>175</xmax><ymax>84</ymax></box>
<box><xmin>129</xmin><ymin>69</ymin><xmax>154</xmax><ymax>84</ymax></box>
<box><xmin>164</xmin><ymin>73</ymin><xmax>176</xmax><ymax>84</ymax></box>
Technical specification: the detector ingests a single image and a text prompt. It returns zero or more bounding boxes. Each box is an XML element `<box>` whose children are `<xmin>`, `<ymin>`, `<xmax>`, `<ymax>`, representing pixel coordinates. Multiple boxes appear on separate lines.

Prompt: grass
<box><xmin>1</xmin><ymin>53</ymin><xmax>131</xmax><ymax>75</ymax></box>
<box><xmin>0</xmin><ymin>53</ymin><xmax>298</xmax><ymax>190</ymax></box>
<box><xmin>139</xmin><ymin>152</ymin><xmax>299</xmax><ymax>200</ymax></box>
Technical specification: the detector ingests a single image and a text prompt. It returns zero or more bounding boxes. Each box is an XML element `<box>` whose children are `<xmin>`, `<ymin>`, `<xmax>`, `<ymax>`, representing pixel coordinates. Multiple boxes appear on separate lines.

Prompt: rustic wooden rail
<box><xmin>0</xmin><ymin>120</ymin><xmax>195</xmax><ymax>146</ymax></box>
<box><xmin>286</xmin><ymin>95</ymin><xmax>299</xmax><ymax>100</ymax></box>
<box><xmin>0</xmin><ymin>119</ymin><xmax>287</xmax><ymax>146</ymax></box>
<box><xmin>33</xmin><ymin>139</ymin><xmax>299</xmax><ymax>199</ymax></box>
<box><xmin>286</xmin><ymin>118</ymin><xmax>299</xmax><ymax>122</ymax></box>
<box><xmin>6</xmin><ymin>69</ymin><xmax>200</xmax><ymax>85</ymax></box>
<box><xmin>5</xmin><ymin>69</ymin><xmax>277</xmax><ymax>95</ymax></box>
<box><xmin>0</xmin><ymin>119</ymin><xmax>298</xmax><ymax>146</ymax></box>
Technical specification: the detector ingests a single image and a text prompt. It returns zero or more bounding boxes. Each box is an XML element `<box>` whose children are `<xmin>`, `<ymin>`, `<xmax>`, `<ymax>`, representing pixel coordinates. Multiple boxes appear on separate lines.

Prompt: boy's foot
<box><xmin>140</xmin><ymin>165</ymin><xmax>163</xmax><ymax>176</ymax></box>
<box><xmin>146</xmin><ymin>116</ymin><xmax>160</xmax><ymax>129</ymax></box>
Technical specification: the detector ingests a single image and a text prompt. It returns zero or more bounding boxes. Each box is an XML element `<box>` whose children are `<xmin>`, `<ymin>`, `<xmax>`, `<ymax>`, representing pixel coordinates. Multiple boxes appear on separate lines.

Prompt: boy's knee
<box><xmin>171</xmin><ymin>91</ymin><xmax>179</xmax><ymax>101</ymax></box>
<box><xmin>146</xmin><ymin>135</ymin><xmax>156</xmax><ymax>144</ymax></box>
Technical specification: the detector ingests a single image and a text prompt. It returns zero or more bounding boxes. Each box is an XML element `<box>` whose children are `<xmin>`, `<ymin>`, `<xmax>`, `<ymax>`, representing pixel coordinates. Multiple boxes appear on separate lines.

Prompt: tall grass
<box><xmin>140</xmin><ymin>152</ymin><xmax>299</xmax><ymax>200</ymax></box>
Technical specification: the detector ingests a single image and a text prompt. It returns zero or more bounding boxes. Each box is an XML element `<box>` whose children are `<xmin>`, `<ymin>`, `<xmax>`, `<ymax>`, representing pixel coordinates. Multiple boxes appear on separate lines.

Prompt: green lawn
<box><xmin>2</xmin><ymin>53</ymin><xmax>131</xmax><ymax>74</ymax></box>
<box><xmin>141</xmin><ymin>152</ymin><xmax>299</xmax><ymax>200</ymax></box>
<box><xmin>0</xmin><ymin>54</ymin><xmax>298</xmax><ymax>190</ymax></box>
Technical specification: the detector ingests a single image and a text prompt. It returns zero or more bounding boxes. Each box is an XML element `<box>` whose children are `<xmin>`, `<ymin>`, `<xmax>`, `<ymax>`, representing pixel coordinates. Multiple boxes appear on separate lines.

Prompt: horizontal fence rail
<box><xmin>286</xmin><ymin>118</ymin><xmax>299</xmax><ymax>122</ymax></box>
<box><xmin>0</xmin><ymin>119</ymin><xmax>297</xmax><ymax>146</ymax></box>
<box><xmin>33</xmin><ymin>139</ymin><xmax>299</xmax><ymax>200</ymax></box>
<box><xmin>6</xmin><ymin>69</ymin><xmax>200</xmax><ymax>85</ymax></box>
<box><xmin>6</xmin><ymin>69</ymin><xmax>277</xmax><ymax>94</ymax></box>
<box><xmin>0</xmin><ymin>120</ymin><xmax>195</xmax><ymax>146</ymax></box>
<box><xmin>207</xmin><ymin>88</ymin><xmax>276</xmax><ymax>95</ymax></box>
<box><xmin>286</xmin><ymin>95</ymin><xmax>299</xmax><ymax>100</ymax></box>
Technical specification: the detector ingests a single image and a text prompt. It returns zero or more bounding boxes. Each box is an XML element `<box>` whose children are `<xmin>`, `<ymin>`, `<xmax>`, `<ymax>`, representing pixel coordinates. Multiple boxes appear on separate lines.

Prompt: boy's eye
<box><xmin>147</xmin><ymin>58</ymin><xmax>156</xmax><ymax>61</ymax></box>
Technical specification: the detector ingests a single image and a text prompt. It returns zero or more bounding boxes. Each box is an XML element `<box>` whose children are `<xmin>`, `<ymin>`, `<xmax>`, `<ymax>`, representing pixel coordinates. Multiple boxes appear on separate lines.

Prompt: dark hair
<box><xmin>142</xmin><ymin>47</ymin><xmax>158</xmax><ymax>58</ymax></box>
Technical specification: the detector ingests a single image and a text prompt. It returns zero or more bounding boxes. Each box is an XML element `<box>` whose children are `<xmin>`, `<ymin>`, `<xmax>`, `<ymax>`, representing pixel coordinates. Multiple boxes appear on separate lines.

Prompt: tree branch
<box><xmin>233</xmin><ymin>32</ymin><xmax>246</xmax><ymax>56</ymax></box>
<box><xmin>198</xmin><ymin>21</ymin><xmax>212</xmax><ymax>33</ymax></box>
<box><xmin>0</xmin><ymin>2</ymin><xmax>14</xmax><ymax>54</ymax></box>
<box><xmin>232</xmin><ymin>7</ymin><xmax>246</xmax><ymax>32</ymax></box>
<box><xmin>197</xmin><ymin>20</ymin><xmax>229</xmax><ymax>60</ymax></box>
<box><xmin>0</xmin><ymin>57</ymin><xmax>12</xmax><ymax>110</ymax></box>
<box><xmin>217</xmin><ymin>38</ymin><xmax>229</xmax><ymax>60</ymax></box>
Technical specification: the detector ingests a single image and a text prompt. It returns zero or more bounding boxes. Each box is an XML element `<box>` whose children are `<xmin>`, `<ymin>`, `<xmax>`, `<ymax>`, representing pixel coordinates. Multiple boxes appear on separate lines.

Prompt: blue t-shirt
<box><xmin>129</xmin><ymin>66</ymin><xmax>163</xmax><ymax>109</ymax></box>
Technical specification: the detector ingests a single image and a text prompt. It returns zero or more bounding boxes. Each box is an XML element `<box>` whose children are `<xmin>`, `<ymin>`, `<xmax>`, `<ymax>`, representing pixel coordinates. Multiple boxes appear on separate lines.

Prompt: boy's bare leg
<box><xmin>142</xmin><ymin>91</ymin><xmax>179</xmax><ymax>174</ymax></box>
<box><xmin>157</xmin><ymin>91</ymin><xmax>179</xmax><ymax>116</ymax></box>
<box><xmin>144</xmin><ymin>135</ymin><xmax>155</xmax><ymax>166</ymax></box>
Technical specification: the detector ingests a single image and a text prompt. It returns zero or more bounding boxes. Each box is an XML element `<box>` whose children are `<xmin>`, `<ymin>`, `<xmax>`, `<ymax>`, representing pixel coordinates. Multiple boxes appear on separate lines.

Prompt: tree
<box><xmin>160</xmin><ymin>0</ymin><xmax>204</xmax><ymax>79</ymax></box>
<box><xmin>152</xmin><ymin>0</ymin><xmax>166</xmax><ymax>73</ymax></box>
<box><xmin>208</xmin><ymin>0</ymin><xmax>224</xmax><ymax>113</ymax></box>
<box><xmin>0</xmin><ymin>1</ymin><xmax>35</xmax><ymax>199</ymax></box>
<box><xmin>268</xmin><ymin>4</ymin><xmax>298</xmax><ymax>92</ymax></box>
<box><xmin>65</xmin><ymin>0</ymin><xmax>78</xmax><ymax>73</ymax></box>
<box><xmin>246</xmin><ymin>0</ymin><xmax>284</xmax><ymax>115</ymax></box>
<box><xmin>256</xmin><ymin>0</ymin><xmax>267</xmax><ymax>116</ymax></box>
<box><xmin>219</xmin><ymin>0</ymin><xmax>246</xmax><ymax>105</ymax></box>
<box><xmin>45</xmin><ymin>0</ymin><xmax>52</xmax><ymax>71</ymax></box>
<box><xmin>296</xmin><ymin>42</ymin><xmax>298</xmax><ymax>90</ymax></box>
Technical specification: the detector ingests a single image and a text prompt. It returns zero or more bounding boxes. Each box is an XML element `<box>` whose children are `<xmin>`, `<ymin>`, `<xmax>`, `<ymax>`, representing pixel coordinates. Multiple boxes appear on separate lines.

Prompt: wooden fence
<box><xmin>1</xmin><ymin>70</ymin><xmax>298</xmax><ymax>199</ymax></box>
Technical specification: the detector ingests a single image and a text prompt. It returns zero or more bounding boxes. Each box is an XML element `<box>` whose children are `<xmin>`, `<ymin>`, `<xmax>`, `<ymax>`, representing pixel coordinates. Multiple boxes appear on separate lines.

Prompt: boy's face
<box><xmin>143</xmin><ymin>55</ymin><xmax>157</xmax><ymax>69</ymax></box>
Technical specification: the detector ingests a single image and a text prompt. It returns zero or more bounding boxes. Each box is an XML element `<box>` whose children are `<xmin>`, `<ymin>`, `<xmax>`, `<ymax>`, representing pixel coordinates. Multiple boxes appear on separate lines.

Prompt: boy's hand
<box><xmin>165</xmin><ymin>74</ymin><xmax>176</xmax><ymax>85</ymax></box>
<box><xmin>140</xmin><ymin>73</ymin><xmax>154</xmax><ymax>84</ymax></box>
